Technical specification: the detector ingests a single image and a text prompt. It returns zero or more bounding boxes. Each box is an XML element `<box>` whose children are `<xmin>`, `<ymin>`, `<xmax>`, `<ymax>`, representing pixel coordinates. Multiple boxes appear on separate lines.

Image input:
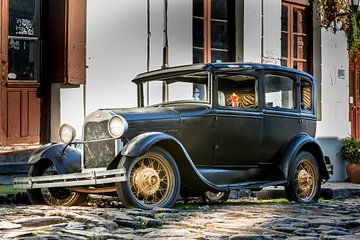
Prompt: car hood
<box><xmin>103</xmin><ymin>104</ymin><xmax>211</xmax><ymax>139</ymax></box>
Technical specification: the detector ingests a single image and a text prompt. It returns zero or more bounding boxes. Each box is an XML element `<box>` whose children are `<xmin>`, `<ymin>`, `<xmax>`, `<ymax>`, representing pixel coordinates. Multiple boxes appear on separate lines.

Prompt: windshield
<box><xmin>141</xmin><ymin>71</ymin><xmax>210</xmax><ymax>106</ymax></box>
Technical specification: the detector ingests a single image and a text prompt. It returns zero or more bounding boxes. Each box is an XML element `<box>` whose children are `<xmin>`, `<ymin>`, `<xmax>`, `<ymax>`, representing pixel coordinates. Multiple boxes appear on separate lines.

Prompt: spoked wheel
<box><xmin>285</xmin><ymin>151</ymin><xmax>321</xmax><ymax>203</ymax></box>
<box><xmin>201</xmin><ymin>191</ymin><xmax>230</xmax><ymax>203</ymax></box>
<box><xmin>116</xmin><ymin>147</ymin><xmax>180</xmax><ymax>209</ymax></box>
<box><xmin>27</xmin><ymin>160</ymin><xmax>88</xmax><ymax>206</ymax></box>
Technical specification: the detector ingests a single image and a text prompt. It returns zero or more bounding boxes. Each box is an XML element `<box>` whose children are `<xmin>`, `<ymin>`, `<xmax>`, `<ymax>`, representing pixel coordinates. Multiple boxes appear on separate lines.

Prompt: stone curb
<box><xmin>256</xmin><ymin>186</ymin><xmax>360</xmax><ymax>200</ymax></box>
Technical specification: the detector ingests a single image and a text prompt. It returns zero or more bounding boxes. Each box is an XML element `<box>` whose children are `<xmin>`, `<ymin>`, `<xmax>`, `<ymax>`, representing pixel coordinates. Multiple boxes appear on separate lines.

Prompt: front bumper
<box><xmin>13</xmin><ymin>168</ymin><xmax>126</xmax><ymax>190</ymax></box>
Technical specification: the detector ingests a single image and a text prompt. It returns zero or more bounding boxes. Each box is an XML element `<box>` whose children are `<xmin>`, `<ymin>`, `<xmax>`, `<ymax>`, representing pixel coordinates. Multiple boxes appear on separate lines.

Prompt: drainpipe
<box><xmin>146</xmin><ymin>0</ymin><xmax>151</xmax><ymax>106</ymax></box>
<box><xmin>162</xmin><ymin>0</ymin><xmax>169</xmax><ymax>102</ymax></box>
<box><xmin>260</xmin><ymin>0</ymin><xmax>264</xmax><ymax>63</ymax></box>
<box><xmin>162</xmin><ymin>0</ymin><xmax>169</xmax><ymax>69</ymax></box>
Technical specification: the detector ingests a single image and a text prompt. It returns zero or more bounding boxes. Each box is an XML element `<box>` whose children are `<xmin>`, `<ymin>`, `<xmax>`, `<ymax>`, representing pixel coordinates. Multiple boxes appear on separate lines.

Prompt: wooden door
<box><xmin>350</xmin><ymin>52</ymin><xmax>360</xmax><ymax>139</ymax></box>
<box><xmin>0</xmin><ymin>0</ymin><xmax>42</xmax><ymax>145</ymax></box>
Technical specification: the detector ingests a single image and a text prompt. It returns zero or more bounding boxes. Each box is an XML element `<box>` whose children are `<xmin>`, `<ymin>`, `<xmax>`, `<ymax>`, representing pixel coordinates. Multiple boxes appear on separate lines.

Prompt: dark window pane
<box><xmin>193</xmin><ymin>0</ymin><xmax>204</xmax><ymax>17</ymax></box>
<box><xmin>8</xmin><ymin>39</ymin><xmax>39</xmax><ymax>80</ymax></box>
<box><xmin>293</xmin><ymin>8</ymin><xmax>305</xmax><ymax>34</ymax></box>
<box><xmin>9</xmin><ymin>0</ymin><xmax>39</xmax><ymax>37</ymax></box>
<box><xmin>211</xmin><ymin>21</ymin><xmax>228</xmax><ymax>49</ymax></box>
<box><xmin>281</xmin><ymin>59</ymin><xmax>287</xmax><ymax>67</ymax></box>
<box><xmin>294</xmin><ymin>35</ymin><xmax>298</xmax><ymax>59</ymax></box>
<box><xmin>193</xmin><ymin>18</ymin><xmax>204</xmax><ymax>48</ymax></box>
<box><xmin>211</xmin><ymin>50</ymin><xmax>229</xmax><ymax>62</ymax></box>
<box><xmin>281</xmin><ymin>6</ymin><xmax>288</xmax><ymax>32</ymax></box>
<box><xmin>193</xmin><ymin>48</ymin><xmax>204</xmax><ymax>63</ymax></box>
<box><xmin>211</xmin><ymin>0</ymin><xmax>227</xmax><ymax>20</ymax></box>
<box><xmin>281</xmin><ymin>32</ymin><xmax>288</xmax><ymax>58</ymax></box>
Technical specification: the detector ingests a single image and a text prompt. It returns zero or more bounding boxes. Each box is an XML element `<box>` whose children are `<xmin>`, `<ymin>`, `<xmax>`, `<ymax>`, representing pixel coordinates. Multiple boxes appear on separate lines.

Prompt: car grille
<box><xmin>83</xmin><ymin>121</ymin><xmax>115</xmax><ymax>169</ymax></box>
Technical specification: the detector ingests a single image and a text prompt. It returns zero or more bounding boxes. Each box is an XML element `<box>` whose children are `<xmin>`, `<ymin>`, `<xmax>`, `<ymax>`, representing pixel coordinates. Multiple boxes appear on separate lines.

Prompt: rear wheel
<box><xmin>285</xmin><ymin>151</ymin><xmax>321</xmax><ymax>203</ymax></box>
<box><xmin>116</xmin><ymin>147</ymin><xmax>180</xmax><ymax>209</ymax></box>
<box><xmin>27</xmin><ymin>161</ymin><xmax>88</xmax><ymax>206</ymax></box>
<box><xmin>201</xmin><ymin>191</ymin><xmax>230</xmax><ymax>203</ymax></box>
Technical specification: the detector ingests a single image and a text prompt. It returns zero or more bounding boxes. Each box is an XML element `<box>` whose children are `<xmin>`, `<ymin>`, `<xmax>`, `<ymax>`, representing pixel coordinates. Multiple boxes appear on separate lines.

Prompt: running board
<box><xmin>218</xmin><ymin>180</ymin><xmax>288</xmax><ymax>191</ymax></box>
<box><xmin>13</xmin><ymin>168</ymin><xmax>126</xmax><ymax>190</ymax></box>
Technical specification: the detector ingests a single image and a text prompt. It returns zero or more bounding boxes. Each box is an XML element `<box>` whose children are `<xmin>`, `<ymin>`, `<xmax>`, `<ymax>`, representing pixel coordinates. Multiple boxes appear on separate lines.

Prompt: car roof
<box><xmin>132</xmin><ymin>63</ymin><xmax>316</xmax><ymax>84</ymax></box>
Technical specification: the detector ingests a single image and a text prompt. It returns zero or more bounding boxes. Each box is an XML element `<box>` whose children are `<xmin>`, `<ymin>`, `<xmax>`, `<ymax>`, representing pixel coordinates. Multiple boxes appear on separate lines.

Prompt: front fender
<box><xmin>278</xmin><ymin>133</ymin><xmax>329</xmax><ymax>182</ymax></box>
<box><xmin>28</xmin><ymin>143</ymin><xmax>81</xmax><ymax>174</ymax></box>
<box><xmin>121</xmin><ymin>132</ymin><xmax>224</xmax><ymax>192</ymax></box>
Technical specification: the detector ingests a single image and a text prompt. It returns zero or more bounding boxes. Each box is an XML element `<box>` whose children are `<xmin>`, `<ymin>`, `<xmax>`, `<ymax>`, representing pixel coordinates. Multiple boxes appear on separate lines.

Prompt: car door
<box><xmin>261</xmin><ymin>71</ymin><xmax>300</xmax><ymax>163</ymax></box>
<box><xmin>213</xmin><ymin>71</ymin><xmax>263</xmax><ymax>168</ymax></box>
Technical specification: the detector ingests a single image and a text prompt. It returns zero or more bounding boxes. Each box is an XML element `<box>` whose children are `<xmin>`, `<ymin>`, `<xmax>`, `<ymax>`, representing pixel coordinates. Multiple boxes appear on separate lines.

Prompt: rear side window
<box><xmin>264</xmin><ymin>74</ymin><xmax>296</xmax><ymax>110</ymax></box>
<box><xmin>301</xmin><ymin>80</ymin><xmax>312</xmax><ymax>112</ymax></box>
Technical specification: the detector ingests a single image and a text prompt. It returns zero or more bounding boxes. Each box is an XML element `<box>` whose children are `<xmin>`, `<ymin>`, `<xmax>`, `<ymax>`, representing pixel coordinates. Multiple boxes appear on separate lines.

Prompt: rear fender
<box><xmin>278</xmin><ymin>133</ymin><xmax>329</xmax><ymax>183</ymax></box>
<box><xmin>121</xmin><ymin>132</ymin><xmax>223</xmax><ymax>192</ymax></box>
<box><xmin>28</xmin><ymin>143</ymin><xmax>81</xmax><ymax>174</ymax></box>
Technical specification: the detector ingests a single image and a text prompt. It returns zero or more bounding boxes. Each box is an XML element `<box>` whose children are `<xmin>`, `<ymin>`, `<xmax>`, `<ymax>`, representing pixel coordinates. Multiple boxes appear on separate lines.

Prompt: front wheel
<box><xmin>116</xmin><ymin>147</ymin><xmax>181</xmax><ymax>209</ymax></box>
<box><xmin>285</xmin><ymin>151</ymin><xmax>321</xmax><ymax>203</ymax></box>
<box><xmin>27</xmin><ymin>160</ymin><xmax>88</xmax><ymax>206</ymax></box>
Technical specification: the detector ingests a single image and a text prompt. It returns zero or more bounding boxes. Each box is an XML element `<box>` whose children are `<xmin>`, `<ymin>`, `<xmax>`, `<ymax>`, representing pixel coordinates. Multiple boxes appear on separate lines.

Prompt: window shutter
<box><xmin>48</xmin><ymin>0</ymin><xmax>86</xmax><ymax>85</ymax></box>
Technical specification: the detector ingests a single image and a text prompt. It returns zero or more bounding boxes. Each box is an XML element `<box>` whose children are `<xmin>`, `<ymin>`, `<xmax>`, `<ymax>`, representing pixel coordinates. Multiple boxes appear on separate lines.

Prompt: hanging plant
<box><xmin>347</xmin><ymin>15</ymin><xmax>360</xmax><ymax>55</ymax></box>
<box><xmin>318</xmin><ymin>0</ymin><xmax>360</xmax><ymax>55</ymax></box>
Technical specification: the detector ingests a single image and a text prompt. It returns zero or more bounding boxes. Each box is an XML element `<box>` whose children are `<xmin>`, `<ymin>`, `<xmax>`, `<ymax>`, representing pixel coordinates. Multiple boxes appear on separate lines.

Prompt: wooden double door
<box><xmin>0</xmin><ymin>0</ymin><xmax>45</xmax><ymax>145</ymax></box>
<box><xmin>350</xmin><ymin>52</ymin><xmax>360</xmax><ymax>139</ymax></box>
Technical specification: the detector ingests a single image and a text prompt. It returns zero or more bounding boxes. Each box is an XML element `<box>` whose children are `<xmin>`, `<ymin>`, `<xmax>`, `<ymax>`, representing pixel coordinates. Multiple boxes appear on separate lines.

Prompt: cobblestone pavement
<box><xmin>1</xmin><ymin>197</ymin><xmax>360</xmax><ymax>239</ymax></box>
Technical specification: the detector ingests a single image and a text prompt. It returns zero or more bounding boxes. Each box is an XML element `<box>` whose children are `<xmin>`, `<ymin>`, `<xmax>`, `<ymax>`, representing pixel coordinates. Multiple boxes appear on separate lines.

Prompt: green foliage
<box><xmin>0</xmin><ymin>185</ymin><xmax>24</xmax><ymax>194</ymax></box>
<box><xmin>341</xmin><ymin>136</ymin><xmax>360</xmax><ymax>164</ymax></box>
<box><xmin>318</xmin><ymin>0</ymin><xmax>350</xmax><ymax>30</ymax></box>
<box><xmin>347</xmin><ymin>15</ymin><xmax>360</xmax><ymax>56</ymax></box>
<box><xmin>318</xmin><ymin>0</ymin><xmax>360</xmax><ymax>55</ymax></box>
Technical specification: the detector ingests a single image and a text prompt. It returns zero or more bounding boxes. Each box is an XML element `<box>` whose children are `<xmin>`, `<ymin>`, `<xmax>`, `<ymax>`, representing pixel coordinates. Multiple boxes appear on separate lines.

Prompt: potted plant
<box><xmin>341</xmin><ymin>136</ymin><xmax>360</xmax><ymax>183</ymax></box>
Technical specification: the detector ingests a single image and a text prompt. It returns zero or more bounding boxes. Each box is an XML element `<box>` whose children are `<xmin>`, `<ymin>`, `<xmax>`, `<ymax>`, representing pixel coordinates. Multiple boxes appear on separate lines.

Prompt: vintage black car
<box><xmin>14</xmin><ymin>63</ymin><xmax>332</xmax><ymax>209</ymax></box>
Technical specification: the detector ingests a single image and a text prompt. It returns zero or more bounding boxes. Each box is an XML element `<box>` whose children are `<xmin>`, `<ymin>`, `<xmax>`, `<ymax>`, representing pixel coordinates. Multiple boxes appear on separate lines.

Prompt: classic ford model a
<box><xmin>14</xmin><ymin>63</ymin><xmax>332</xmax><ymax>209</ymax></box>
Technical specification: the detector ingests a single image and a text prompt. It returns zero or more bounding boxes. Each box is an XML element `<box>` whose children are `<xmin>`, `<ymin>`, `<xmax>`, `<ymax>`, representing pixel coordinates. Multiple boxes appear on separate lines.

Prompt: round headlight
<box><xmin>108</xmin><ymin>116</ymin><xmax>128</xmax><ymax>138</ymax></box>
<box><xmin>59</xmin><ymin>124</ymin><xmax>76</xmax><ymax>145</ymax></box>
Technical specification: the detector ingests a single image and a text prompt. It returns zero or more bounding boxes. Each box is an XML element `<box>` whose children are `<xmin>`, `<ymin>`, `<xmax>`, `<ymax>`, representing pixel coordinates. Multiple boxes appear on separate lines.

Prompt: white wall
<box><xmin>57</xmin><ymin>0</ymin><xmax>192</xmax><ymax>138</ymax></box>
<box><xmin>243</xmin><ymin>0</ymin><xmax>262</xmax><ymax>63</ymax></box>
<box><xmin>263</xmin><ymin>0</ymin><xmax>281</xmax><ymax>65</ymax></box>
<box><xmin>316</xmin><ymin>28</ymin><xmax>351</xmax><ymax>181</ymax></box>
<box><xmin>242</xmin><ymin>0</ymin><xmax>281</xmax><ymax>64</ymax></box>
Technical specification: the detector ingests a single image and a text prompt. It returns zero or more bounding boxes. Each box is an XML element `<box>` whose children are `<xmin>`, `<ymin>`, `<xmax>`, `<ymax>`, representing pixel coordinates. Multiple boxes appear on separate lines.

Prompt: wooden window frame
<box><xmin>7</xmin><ymin>0</ymin><xmax>42</xmax><ymax>83</ymax></box>
<box><xmin>193</xmin><ymin>0</ymin><xmax>235</xmax><ymax>63</ymax></box>
<box><xmin>281</xmin><ymin>1</ymin><xmax>312</xmax><ymax>73</ymax></box>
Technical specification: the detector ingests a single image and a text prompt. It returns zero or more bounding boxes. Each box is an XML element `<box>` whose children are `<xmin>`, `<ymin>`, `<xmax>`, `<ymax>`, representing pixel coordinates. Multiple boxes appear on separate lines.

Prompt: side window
<box><xmin>264</xmin><ymin>74</ymin><xmax>296</xmax><ymax>110</ymax></box>
<box><xmin>217</xmin><ymin>74</ymin><xmax>258</xmax><ymax>109</ymax></box>
<box><xmin>301</xmin><ymin>80</ymin><xmax>312</xmax><ymax>112</ymax></box>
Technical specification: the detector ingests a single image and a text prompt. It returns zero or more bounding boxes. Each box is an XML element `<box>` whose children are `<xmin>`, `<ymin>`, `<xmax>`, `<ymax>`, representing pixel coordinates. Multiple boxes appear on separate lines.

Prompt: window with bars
<box><xmin>281</xmin><ymin>1</ymin><xmax>312</xmax><ymax>73</ymax></box>
<box><xmin>8</xmin><ymin>0</ymin><xmax>41</xmax><ymax>81</ymax></box>
<box><xmin>193</xmin><ymin>0</ymin><xmax>235</xmax><ymax>63</ymax></box>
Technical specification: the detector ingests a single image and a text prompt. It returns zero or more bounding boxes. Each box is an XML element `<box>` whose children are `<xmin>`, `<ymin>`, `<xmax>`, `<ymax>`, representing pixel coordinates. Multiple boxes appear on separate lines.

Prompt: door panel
<box><xmin>262</xmin><ymin>72</ymin><xmax>300</xmax><ymax>162</ymax></box>
<box><xmin>214</xmin><ymin>72</ymin><xmax>262</xmax><ymax>167</ymax></box>
<box><xmin>7</xmin><ymin>90</ymin><xmax>21</xmax><ymax>138</ymax></box>
<box><xmin>6</xmin><ymin>86</ymin><xmax>40</xmax><ymax>144</ymax></box>
<box><xmin>214</xmin><ymin>110</ymin><xmax>263</xmax><ymax>166</ymax></box>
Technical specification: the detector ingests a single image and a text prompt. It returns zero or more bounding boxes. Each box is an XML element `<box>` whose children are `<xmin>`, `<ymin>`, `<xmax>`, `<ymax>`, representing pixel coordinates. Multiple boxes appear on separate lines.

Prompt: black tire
<box><xmin>116</xmin><ymin>147</ymin><xmax>181</xmax><ymax>209</ymax></box>
<box><xmin>27</xmin><ymin>160</ymin><xmax>88</xmax><ymax>206</ymax></box>
<box><xmin>285</xmin><ymin>151</ymin><xmax>321</xmax><ymax>203</ymax></box>
<box><xmin>200</xmin><ymin>191</ymin><xmax>230</xmax><ymax>203</ymax></box>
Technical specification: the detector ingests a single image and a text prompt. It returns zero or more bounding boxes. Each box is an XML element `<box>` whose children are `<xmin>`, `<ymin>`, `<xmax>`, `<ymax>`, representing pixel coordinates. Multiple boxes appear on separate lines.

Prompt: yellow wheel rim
<box><xmin>295</xmin><ymin>159</ymin><xmax>318</xmax><ymax>202</ymax></box>
<box><xmin>129</xmin><ymin>153</ymin><xmax>172</xmax><ymax>206</ymax></box>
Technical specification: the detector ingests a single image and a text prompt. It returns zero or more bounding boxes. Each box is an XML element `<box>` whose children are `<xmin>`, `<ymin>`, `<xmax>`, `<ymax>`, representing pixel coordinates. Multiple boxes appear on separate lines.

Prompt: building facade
<box><xmin>0</xmin><ymin>0</ymin><xmax>355</xmax><ymax>181</ymax></box>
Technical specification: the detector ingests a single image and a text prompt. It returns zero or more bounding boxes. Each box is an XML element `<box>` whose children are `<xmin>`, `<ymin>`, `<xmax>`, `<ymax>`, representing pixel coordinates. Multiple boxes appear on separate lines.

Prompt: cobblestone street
<box><xmin>1</xmin><ymin>197</ymin><xmax>360</xmax><ymax>239</ymax></box>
